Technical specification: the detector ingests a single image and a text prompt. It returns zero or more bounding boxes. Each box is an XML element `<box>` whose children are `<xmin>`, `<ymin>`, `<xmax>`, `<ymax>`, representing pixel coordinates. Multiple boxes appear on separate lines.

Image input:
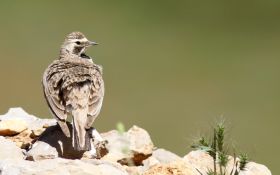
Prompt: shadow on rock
<box><xmin>27</xmin><ymin>122</ymin><xmax>95</xmax><ymax>160</ymax></box>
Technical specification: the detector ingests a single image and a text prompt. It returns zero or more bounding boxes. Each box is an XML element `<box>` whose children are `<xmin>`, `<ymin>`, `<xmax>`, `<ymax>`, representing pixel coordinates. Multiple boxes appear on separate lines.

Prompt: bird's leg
<box><xmin>88</xmin><ymin>139</ymin><xmax>97</xmax><ymax>157</ymax></box>
<box><xmin>84</xmin><ymin>127</ymin><xmax>108</xmax><ymax>159</ymax></box>
<box><xmin>91</xmin><ymin>127</ymin><xmax>104</xmax><ymax>142</ymax></box>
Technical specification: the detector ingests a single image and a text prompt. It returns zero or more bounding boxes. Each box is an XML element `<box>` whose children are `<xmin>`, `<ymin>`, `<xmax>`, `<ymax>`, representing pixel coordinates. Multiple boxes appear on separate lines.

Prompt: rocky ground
<box><xmin>0</xmin><ymin>108</ymin><xmax>272</xmax><ymax>175</ymax></box>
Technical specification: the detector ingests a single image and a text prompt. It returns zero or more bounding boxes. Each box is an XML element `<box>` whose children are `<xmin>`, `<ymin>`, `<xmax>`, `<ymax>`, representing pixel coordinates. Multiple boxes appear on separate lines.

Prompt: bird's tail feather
<box><xmin>57</xmin><ymin>120</ymin><xmax>71</xmax><ymax>138</ymax></box>
<box><xmin>72</xmin><ymin>108</ymin><xmax>91</xmax><ymax>151</ymax></box>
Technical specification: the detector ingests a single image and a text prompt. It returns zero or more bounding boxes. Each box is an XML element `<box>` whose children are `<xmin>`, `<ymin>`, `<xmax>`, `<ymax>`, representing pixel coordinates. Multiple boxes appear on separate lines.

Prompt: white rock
<box><xmin>139</xmin><ymin>148</ymin><xmax>182</xmax><ymax>174</ymax></box>
<box><xmin>239</xmin><ymin>162</ymin><xmax>272</xmax><ymax>175</ymax></box>
<box><xmin>0</xmin><ymin>158</ymin><xmax>128</xmax><ymax>175</ymax></box>
<box><xmin>0</xmin><ymin>107</ymin><xmax>56</xmax><ymax>132</ymax></box>
<box><xmin>143</xmin><ymin>160</ymin><xmax>198</xmax><ymax>175</ymax></box>
<box><xmin>184</xmin><ymin>150</ymin><xmax>272</xmax><ymax>175</ymax></box>
<box><xmin>127</xmin><ymin>125</ymin><xmax>154</xmax><ymax>155</ymax></box>
<box><xmin>101</xmin><ymin>125</ymin><xmax>154</xmax><ymax>165</ymax></box>
<box><xmin>152</xmin><ymin>148</ymin><xmax>182</xmax><ymax>164</ymax></box>
<box><xmin>0</xmin><ymin>136</ymin><xmax>24</xmax><ymax>160</ymax></box>
<box><xmin>101</xmin><ymin>130</ymin><xmax>131</xmax><ymax>162</ymax></box>
<box><xmin>26</xmin><ymin>140</ymin><xmax>58</xmax><ymax>161</ymax></box>
<box><xmin>0</xmin><ymin>119</ymin><xmax>27</xmax><ymax>136</ymax></box>
<box><xmin>0</xmin><ymin>107</ymin><xmax>38</xmax><ymax>122</ymax></box>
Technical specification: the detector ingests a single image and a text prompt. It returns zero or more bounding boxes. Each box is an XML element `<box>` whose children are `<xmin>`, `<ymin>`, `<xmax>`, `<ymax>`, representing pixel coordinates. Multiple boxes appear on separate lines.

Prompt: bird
<box><xmin>42</xmin><ymin>32</ymin><xmax>104</xmax><ymax>151</ymax></box>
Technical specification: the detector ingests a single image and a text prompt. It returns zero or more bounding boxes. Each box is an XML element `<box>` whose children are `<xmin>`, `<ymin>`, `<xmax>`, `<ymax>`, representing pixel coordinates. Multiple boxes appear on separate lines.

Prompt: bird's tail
<box><xmin>72</xmin><ymin>108</ymin><xmax>91</xmax><ymax>151</ymax></box>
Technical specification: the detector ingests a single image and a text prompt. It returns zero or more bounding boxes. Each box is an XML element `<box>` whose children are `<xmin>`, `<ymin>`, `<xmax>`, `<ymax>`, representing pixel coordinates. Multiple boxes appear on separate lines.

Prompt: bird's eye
<box><xmin>75</xmin><ymin>41</ymin><xmax>81</xmax><ymax>45</ymax></box>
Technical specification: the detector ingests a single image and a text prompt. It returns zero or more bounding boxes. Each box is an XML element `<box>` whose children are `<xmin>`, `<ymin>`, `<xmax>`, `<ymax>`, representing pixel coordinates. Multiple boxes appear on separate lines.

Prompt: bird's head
<box><xmin>60</xmin><ymin>31</ymin><xmax>98</xmax><ymax>59</ymax></box>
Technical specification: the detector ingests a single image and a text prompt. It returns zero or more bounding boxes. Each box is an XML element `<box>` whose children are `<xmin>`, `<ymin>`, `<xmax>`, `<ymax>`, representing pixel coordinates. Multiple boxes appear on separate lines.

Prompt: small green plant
<box><xmin>116</xmin><ymin>122</ymin><xmax>126</xmax><ymax>134</ymax></box>
<box><xmin>191</xmin><ymin>122</ymin><xmax>249</xmax><ymax>175</ymax></box>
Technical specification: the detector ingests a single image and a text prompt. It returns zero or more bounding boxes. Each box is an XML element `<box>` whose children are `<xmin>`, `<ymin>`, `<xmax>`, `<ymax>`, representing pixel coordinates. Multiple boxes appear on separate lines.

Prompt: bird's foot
<box><xmin>83</xmin><ymin>128</ymin><xmax>108</xmax><ymax>159</ymax></box>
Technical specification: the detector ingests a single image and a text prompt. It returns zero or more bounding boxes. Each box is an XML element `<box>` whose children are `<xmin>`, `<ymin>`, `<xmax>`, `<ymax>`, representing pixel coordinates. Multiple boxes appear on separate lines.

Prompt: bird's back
<box><xmin>42</xmin><ymin>57</ymin><xmax>104</xmax><ymax>150</ymax></box>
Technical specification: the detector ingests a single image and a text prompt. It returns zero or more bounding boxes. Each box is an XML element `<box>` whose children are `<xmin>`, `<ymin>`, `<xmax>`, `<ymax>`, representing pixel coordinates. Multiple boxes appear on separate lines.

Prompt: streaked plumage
<box><xmin>42</xmin><ymin>32</ymin><xmax>104</xmax><ymax>151</ymax></box>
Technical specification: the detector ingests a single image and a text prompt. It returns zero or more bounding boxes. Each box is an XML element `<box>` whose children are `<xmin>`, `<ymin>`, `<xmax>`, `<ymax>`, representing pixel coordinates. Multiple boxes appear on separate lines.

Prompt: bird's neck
<box><xmin>59</xmin><ymin>48</ymin><xmax>95</xmax><ymax>65</ymax></box>
<box><xmin>59</xmin><ymin>48</ymin><xmax>77</xmax><ymax>59</ymax></box>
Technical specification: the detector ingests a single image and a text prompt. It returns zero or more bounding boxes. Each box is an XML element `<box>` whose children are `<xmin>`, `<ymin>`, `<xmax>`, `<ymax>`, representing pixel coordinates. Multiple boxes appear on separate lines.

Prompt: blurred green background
<box><xmin>0</xmin><ymin>1</ymin><xmax>278</xmax><ymax>173</ymax></box>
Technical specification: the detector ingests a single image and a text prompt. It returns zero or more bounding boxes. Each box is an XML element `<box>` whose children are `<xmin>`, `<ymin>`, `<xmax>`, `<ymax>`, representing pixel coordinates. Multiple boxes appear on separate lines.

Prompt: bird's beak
<box><xmin>88</xmin><ymin>41</ymin><xmax>99</xmax><ymax>46</ymax></box>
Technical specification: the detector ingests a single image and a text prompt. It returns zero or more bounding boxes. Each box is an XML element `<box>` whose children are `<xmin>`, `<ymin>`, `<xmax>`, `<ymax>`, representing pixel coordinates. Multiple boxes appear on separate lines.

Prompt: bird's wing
<box><xmin>61</xmin><ymin>62</ymin><xmax>104</xmax><ymax>150</ymax></box>
<box><xmin>42</xmin><ymin>60</ymin><xmax>70</xmax><ymax>137</ymax></box>
<box><xmin>86</xmin><ymin>65</ymin><xmax>104</xmax><ymax>129</ymax></box>
<box><xmin>61</xmin><ymin>62</ymin><xmax>104</xmax><ymax>129</ymax></box>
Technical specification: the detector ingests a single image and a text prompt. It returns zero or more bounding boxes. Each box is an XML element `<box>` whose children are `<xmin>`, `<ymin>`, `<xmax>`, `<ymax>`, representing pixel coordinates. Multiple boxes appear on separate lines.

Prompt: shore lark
<box><xmin>42</xmin><ymin>32</ymin><xmax>104</xmax><ymax>151</ymax></box>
